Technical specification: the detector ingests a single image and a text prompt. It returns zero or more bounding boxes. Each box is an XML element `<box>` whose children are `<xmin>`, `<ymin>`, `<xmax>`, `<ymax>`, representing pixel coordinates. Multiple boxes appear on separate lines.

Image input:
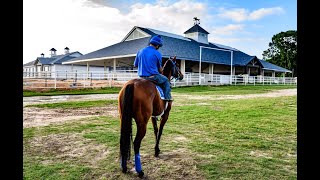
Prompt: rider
<box><xmin>133</xmin><ymin>35</ymin><xmax>173</xmax><ymax>101</ymax></box>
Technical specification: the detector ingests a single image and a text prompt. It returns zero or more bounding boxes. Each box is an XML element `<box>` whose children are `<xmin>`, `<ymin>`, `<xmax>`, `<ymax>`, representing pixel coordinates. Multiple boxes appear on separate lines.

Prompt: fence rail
<box><xmin>23</xmin><ymin>71</ymin><xmax>297</xmax><ymax>89</ymax></box>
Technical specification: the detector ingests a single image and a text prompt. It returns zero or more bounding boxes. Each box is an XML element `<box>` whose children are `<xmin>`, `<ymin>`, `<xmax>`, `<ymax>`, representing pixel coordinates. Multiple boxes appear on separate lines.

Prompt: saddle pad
<box><xmin>156</xmin><ymin>86</ymin><xmax>166</xmax><ymax>100</ymax></box>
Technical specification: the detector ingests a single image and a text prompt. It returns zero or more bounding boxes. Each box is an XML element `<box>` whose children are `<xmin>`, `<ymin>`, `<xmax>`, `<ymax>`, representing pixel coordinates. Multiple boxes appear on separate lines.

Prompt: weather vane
<box><xmin>193</xmin><ymin>17</ymin><xmax>200</xmax><ymax>25</ymax></box>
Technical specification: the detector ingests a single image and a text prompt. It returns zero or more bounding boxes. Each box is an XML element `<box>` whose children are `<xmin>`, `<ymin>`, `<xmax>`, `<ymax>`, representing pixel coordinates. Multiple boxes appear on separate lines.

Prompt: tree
<box><xmin>262</xmin><ymin>30</ymin><xmax>297</xmax><ymax>76</ymax></box>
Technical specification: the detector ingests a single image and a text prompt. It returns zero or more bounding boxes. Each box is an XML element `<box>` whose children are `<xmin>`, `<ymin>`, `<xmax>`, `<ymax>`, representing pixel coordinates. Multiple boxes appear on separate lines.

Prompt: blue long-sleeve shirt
<box><xmin>134</xmin><ymin>46</ymin><xmax>162</xmax><ymax>77</ymax></box>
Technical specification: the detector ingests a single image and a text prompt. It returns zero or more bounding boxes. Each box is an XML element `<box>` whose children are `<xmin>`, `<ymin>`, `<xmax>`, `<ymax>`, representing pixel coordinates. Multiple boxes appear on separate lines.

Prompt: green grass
<box><xmin>172</xmin><ymin>85</ymin><xmax>296</xmax><ymax>95</ymax></box>
<box><xmin>25</xmin><ymin>100</ymin><xmax>118</xmax><ymax>108</ymax></box>
<box><xmin>23</xmin><ymin>95</ymin><xmax>296</xmax><ymax>179</ymax></box>
<box><xmin>23</xmin><ymin>87</ymin><xmax>121</xmax><ymax>97</ymax></box>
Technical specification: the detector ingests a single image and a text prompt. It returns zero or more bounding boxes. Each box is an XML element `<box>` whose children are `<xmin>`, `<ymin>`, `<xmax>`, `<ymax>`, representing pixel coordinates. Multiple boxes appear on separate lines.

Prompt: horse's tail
<box><xmin>120</xmin><ymin>83</ymin><xmax>134</xmax><ymax>164</ymax></box>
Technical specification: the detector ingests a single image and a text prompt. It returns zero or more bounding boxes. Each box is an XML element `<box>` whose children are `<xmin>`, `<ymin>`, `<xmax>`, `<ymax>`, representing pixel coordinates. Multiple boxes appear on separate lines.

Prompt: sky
<box><xmin>23</xmin><ymin>0</ymin><xmax>297</xmax><ymax>64</ymax></box>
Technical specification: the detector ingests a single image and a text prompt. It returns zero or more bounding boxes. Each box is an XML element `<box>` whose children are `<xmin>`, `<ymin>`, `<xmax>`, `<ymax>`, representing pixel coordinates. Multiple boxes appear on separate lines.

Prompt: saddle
<box><xmin>140</xmin><ymin>77</ymin><xmax>166</xmax><ymax>100</ymax></box>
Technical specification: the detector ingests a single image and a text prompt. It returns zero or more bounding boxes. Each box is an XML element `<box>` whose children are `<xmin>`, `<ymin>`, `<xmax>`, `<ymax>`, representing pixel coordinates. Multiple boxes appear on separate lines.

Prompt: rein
<box><xmin>163</xmin><ymin>58</ymin><xmax>182</xmax><ymax>81</ymax></box>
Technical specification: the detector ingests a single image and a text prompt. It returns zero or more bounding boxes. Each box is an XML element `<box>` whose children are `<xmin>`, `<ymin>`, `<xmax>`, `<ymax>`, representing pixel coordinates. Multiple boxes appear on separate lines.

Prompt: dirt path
<box><xmin>23</xmin><ymin>106</ymin><xmax>118</xmax><ymax>128</ymax></box>
<box><xmin>23</xmin><ymin>94</ymin><xmax>118</xmax><ymax>106</ymax></box>
<box><xmin>23</xmin><ymin>88</ymin><xmax>296</xmax><ymax>128</ymax></box>
<box><xmin>23</xmin><ymin>89</ymin><xmax>296</xmax><ymax>106</ymax></box>
<box><xmin>174</xmin><ymin>88</ymin><xmax>297</xmax><ymax>100</ymax></box>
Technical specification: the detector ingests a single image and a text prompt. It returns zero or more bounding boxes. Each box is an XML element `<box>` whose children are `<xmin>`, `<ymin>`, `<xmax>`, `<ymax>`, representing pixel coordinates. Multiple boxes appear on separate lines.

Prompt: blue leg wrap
<box><xmin>135</xmin><ymin>153</ymin><xmax>142</xmax><ymax>173</ymax></box>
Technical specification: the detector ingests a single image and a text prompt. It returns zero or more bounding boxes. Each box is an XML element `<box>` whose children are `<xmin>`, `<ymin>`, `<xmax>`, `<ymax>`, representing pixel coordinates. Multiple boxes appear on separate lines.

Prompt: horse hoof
<box><xmin>155</xmin><ymin>150</ymin><xmax>161</xmax><ymax>157</ymax></box>
<box><xmin>138</xmin><ymin>171</ymin><xmax>144</xmax><ymax>178</ymax></box>
<box><xmin>122</xmin><ymin>167</ymin><xmax>127</xmax><ymax>173</ymax></box>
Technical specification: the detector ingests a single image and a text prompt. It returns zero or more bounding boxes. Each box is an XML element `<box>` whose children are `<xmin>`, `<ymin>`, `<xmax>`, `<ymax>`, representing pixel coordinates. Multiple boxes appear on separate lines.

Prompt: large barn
<box><xmin>63</xmin><ymin>22</ymin><xmax>291</xmax><ymax>80</ymax></box>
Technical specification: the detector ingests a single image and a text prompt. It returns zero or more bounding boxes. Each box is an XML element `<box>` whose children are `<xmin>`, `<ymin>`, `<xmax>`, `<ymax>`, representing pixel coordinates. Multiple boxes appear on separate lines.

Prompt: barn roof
<box><xmin>24</xmin><ymin>51</ymin><xmax>82</xmax><ymax>66</ymax></box>
<box><xmin>184</xmin><ymin>24</ymin><xmax>210</xmax><ymax>34</ymax></box>
<box><xmin>23</xmin><ymin>60</ymin><xmax>36</xmax><ymax>66</ymax></box>
<box><xmin>259</xmin><ymin>59</ymin><xmax>292</xmax><ymax>72</ymax></box>
<box><xmin>64</xmin><ymin>26</ymin><xmax>290</xmax><ymax>72</ymax></box>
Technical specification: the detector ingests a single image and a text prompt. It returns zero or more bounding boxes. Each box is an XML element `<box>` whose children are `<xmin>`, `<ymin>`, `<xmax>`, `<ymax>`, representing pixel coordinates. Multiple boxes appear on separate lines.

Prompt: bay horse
<box><xmin>118</xmin><ymin>56</ymin><xmax>183</xmax><ymax>177</ymax></box>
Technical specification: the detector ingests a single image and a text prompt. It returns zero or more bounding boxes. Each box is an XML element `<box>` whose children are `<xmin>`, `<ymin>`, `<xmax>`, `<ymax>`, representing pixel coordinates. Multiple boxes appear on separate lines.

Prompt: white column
<box><xmin>232</xmin><ymin>66</ymin><xmax>236</xmax><ymax>75</ymax></box>
<box><xmin>230</xmin><ymin>51</ymin><xmax>233</xmax><ymax>85</ymax></box>
<box><xmin>113</xmin><ymin>58</ymin><xmax>117</xmax><ymax>73</ymax></box>
<box><xmin>272</xmin><ymin>71</ymin><xmax>275</xmax><ymax>77</ymax></box>
<box><xmin>104</xmin><ymin>61</ymin><xmax>106</xmax><ymax>78</ymax></box>
<box><xmin>180</xmin><ymin>60</ymin><xmax>186</xmax><ymax>75</ymax></box>
<box><xmin>87</xmin><ymin>62</ymin><xmax>90</xmax><ymax>78</ymax></box>
<box><xmin>248</xmin><ymin>68</ymin><xmax>251</xmax><ymax>76</ymax></box>
<box><xmin>209</xmin><ymin>64</ymin><xmax>214</xmax><ymax>74</ymax></box>
<box><xmin>199</xmin><ymin>47</ymin><xmax>202</xmax><ymax>85</ymax></box>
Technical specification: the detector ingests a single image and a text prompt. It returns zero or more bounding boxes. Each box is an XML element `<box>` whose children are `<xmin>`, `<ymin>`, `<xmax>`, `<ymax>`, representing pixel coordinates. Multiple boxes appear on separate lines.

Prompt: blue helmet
<box><xmin>149</xmin><ymin>35</ymin><xmax>163</xmax><ymax>47</ymax></box>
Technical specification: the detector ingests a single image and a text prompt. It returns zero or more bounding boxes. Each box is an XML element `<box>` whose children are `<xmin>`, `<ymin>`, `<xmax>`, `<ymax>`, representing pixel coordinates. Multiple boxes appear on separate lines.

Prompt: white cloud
<box><xmin>249</xmin><ymin>7</ymin><xmax>284</xmax><ymax>20</ymax></box>
<box><xmin>23</xmin><ymin>0</ymin><xmax>207</xmax><ymax>64</ymax></box>
<box><xmin>218</xmin><ymin>7</ymin><xmax>284</xmax><ymax>22</ymax></box>
<box><xmin>218</xmin><ymin>8</ymin><xmax>248</xmax><ymax>22</ymax></box>
<box><xmin>211</xmin><ymin>24</ymin><xmax>245</xmax><ymax>35</ymax></box>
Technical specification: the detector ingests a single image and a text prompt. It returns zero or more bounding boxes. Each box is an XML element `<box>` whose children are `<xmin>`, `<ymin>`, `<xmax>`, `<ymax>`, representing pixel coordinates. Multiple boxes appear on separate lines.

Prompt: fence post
<box><xmin>186</xmin><ymin>74</ymin><xmax>189</xmax><ymax>86</ymax></box>
<box><xmin>270</xmin><ymin>77</ymin><xmax>272</xmax><ymax>85</ymax></box>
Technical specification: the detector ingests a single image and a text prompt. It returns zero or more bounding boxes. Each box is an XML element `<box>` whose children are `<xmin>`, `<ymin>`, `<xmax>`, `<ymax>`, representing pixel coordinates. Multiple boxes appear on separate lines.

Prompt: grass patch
<box><xmin>172</xmin><ymin>85</ymin><xmax>296</xmax><ymax>95</ymax></box>
<box><xmin>24</xmin><ymin>95</ymin><xmax>296</xmax><ymax>179</ymax></box>
<box><xmin>23</xmin><ymin>87</ymin><xmax>121</xmax><ymax>97</ymax></box>
<box><xmin>26</xmin><ymin>100</ymin><xmax>118</xmax><ymax>108</ymax></box>
<box><xmin>23</xmin><ymin>160</ymin><xmax>92</xmax><ymax>180</ymax></box>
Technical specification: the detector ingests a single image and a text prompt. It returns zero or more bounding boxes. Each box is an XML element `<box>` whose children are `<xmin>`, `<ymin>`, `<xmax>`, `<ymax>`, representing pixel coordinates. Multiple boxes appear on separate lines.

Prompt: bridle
<box><xmin>163</xmin><ymin>58</ymin><xmax>183</xmax><ymax>81</ymax></box>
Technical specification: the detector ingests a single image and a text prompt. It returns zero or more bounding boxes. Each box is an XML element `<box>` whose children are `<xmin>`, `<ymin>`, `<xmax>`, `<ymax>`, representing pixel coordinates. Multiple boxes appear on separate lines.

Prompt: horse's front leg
<box><xmin>134</xmin><ymin>122</ymin><xmax>147</xmax><ymax>177</ymax></box>
<box><xmin>151</xmin><ymin>117</ymin><xmax>160</xmax><ymax>156</ymax></box>
<box><xmin>155</xmin><ymin>105</ymin><xmax>171</xmax><ymax>157</ymax></box>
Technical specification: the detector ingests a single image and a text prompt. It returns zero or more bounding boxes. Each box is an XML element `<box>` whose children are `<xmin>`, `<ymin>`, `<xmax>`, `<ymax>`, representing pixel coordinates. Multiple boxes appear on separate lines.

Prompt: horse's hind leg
<box><xmin>151</xmin><ymin>117</ymin><xmax>160</xmax><ymax>156</ymax></box>
<box><xmin>133</xmin><ymin>121</ymin><xmax>147</xmax><ymax>177</ymax></box>
<box><xmin>155</xmin><ymin>106</ymin><xmax>171</xmax><ymax>157</ymax></box>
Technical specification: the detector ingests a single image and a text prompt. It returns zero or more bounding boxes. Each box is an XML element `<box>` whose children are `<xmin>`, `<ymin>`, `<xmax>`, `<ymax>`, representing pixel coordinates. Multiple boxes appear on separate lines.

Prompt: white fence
<box><xmin>23</xmin><ymin>71</ymin><xmax>297</xmax><ymax>89</ymax></box>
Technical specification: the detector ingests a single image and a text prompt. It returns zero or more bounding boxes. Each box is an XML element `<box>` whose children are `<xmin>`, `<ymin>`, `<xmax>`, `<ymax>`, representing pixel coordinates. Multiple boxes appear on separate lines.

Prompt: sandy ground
<box><xmin>23</xmin><ymin>94</ymin><xmax>118</xmax><ymax>106</ymax></box>
<box><xmin>23</xmin><ymin>88</ymin><xmax>296</xmax><ymax>128</ymax></box>
<box><xmin>23</xmin><ymin>106</ymin><xmax>118</xmax><ymax>128</ymax></box>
